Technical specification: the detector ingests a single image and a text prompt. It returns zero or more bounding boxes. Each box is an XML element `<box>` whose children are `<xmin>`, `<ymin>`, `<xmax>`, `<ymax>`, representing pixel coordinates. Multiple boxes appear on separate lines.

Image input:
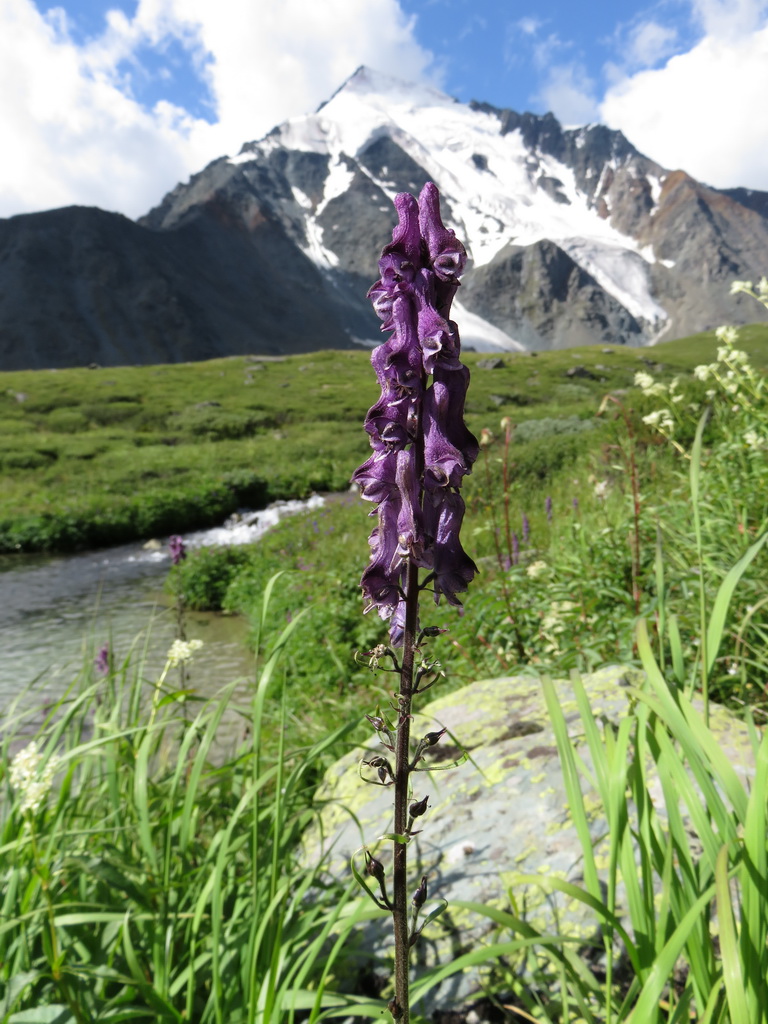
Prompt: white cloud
<box><xmin>691</xmin><ymin>0</ymin><xmax>768</xmax><ymax>36</ymax></box>
<box><xmin>537</xmin><ymin>62</ymin><xmax>598</xmax><ymax>125</ymax></box>
<box><xmin>0</xmin><ymin>0</ymin><xmax>434</xmax><ymax>219</ymax></box>
<box><xmin>600</xmin><ymin>13</ymin><xmax>768</xmax><ymax>189</ymax></box>
<box><xmin>624</xmin><ymin>20</ymin><xmax>679</xmax><ymax>68</ymax></box>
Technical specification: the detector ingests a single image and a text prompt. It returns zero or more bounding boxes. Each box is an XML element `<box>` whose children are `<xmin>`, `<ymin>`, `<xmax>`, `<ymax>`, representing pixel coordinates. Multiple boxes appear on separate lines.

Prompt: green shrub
<box><xmin>46</xmin><ymin>407</ymin><xmax>89</xmax><ymax>433</ymax></box>
<box><xmin>514</xmin><ymin>414</ymin><xmax>596</xmax><ymax>444</ymax></box>
<box><xmin>172</xmin><ymin>405</ymin><xmax>277</xmax><ymax>439</ymax></box>
<box><xmin>79</xmin><ymin>400</ymin><xmax>143</xmax><ymax>425</ymax></box>
<box><xmin>168</xmin><ymin>545</ymin><xmax>255</xmax><ymax>610</ymax></box>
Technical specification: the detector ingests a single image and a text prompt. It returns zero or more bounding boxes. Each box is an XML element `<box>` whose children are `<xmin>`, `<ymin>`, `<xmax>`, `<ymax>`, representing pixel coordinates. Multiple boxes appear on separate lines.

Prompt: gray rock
<box><xmin>565</xmin><ymin>365</ymin><xmax>598</xmax><ymax>380</ymax></box>
<box><xmin>305</xmin><ymin>666</ymin><xmax>756</xmax><ymax>1014</ymax></box>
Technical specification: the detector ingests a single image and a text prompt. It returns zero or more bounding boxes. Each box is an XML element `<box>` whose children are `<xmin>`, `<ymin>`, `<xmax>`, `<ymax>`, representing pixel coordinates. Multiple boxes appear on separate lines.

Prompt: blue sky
<box><xmin>2</xmin><ymin>0</ymin><xmax>768</xmax><ymax>218</ymax></box>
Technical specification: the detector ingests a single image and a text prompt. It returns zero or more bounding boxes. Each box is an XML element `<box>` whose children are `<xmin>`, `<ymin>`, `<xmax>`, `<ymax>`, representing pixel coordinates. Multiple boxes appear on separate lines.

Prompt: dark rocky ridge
<box><xmin>1</xmin><ymin>67</ymin><xmax>767</xmax><ymax>370</ymax></box>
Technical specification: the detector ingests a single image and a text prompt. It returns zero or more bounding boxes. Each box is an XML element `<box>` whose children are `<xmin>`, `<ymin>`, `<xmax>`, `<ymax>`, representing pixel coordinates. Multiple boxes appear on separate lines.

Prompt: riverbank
<box><xmin>0</xmin><ymin>496</ymin><xmax>325</xmax><ymax>706</ymax></box>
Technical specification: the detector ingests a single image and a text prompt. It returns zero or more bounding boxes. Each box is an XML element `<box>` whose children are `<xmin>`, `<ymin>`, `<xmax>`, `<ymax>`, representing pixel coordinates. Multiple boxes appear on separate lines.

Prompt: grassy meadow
<box><xmin>2</xmin><ymin>313</ymin><xmax>768</xmax><ymax>1022</ymax></box>
<box><xmin>1</xmin><ymin>325</ymin><xmax>767</xmax><ymax>553</ymax></box>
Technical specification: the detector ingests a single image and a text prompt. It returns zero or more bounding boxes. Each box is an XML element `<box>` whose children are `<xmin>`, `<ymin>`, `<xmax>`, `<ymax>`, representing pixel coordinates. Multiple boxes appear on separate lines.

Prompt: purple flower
<box><xmin>512</xmin><ymin>532</ymin><xmax>520</xmax><ymax>565</ymax></box>
<box><xmin>168</xmin><ymin>535</ymin><xmax>186</xmax><ymax>565</ymax></box>
<box><xmin>95</xmin><ymin>644</ymin><xmax>110</xmax><ymax>676</ymax></box>
<box><xmin>522</xmin><ymin>513</ymin><xmax>530</xmax><ymax>545</ymax></box>
<box><xmin>355</xmin><ymin>183</ymin><xmax>477</xmax><ymax>644</ymax></box>
<box><xmin>545</xmin><ymin>496</ymin><xmax>553</xmax><ymax>523</ymax></box>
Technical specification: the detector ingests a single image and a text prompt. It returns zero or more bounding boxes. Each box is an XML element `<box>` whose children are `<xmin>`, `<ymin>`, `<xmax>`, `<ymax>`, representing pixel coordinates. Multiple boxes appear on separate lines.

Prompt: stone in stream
<box><xmin>303</xmin><ymin>665</ymin><xmax>757</xmax><ymax>1018</ymax></box>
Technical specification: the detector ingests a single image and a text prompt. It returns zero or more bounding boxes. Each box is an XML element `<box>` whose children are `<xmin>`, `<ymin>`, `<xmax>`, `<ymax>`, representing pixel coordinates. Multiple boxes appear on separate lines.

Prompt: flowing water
<box><xmin>0</xmin><ymin>496</ymin><xmax>326</xmax><ymax>732</ymax></box>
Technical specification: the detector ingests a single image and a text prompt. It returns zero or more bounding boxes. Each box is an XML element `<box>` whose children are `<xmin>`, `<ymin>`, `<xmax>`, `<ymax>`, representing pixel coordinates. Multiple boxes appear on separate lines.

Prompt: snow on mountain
<box><xmin>235</xmin><ymin>66</ymin><xmax>668</xmax><ymax>345</ymax></box>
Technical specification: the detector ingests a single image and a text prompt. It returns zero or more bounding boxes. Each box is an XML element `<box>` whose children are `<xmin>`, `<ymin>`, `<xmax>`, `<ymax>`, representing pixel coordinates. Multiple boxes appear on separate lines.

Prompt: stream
<box><xmin>0</xmin><ymin>496</ymin><xmax>325</xmax><ymax>729</ymax></box>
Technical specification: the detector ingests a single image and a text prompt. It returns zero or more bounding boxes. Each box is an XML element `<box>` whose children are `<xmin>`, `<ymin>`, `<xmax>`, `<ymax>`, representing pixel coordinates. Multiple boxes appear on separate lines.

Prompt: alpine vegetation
<box><xmin>352</xmin><ymin>183</ymin><xmax>477</xmax><ymax>1022</ymax></box>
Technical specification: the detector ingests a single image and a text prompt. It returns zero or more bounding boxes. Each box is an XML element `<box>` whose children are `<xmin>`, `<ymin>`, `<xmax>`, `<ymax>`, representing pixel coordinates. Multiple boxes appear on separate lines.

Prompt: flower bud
<box><xmin>365</xmin><ymin>851</ymin><xmax>386</xmax><ymax>884</ymax></box>
<box><xmin>409</xmin><ymin>795</ymin><xmax>429</xmax><ymax>818</ymax></box>
<box><xmin>412</xmin><ymin>875</ymin><xmax>428</xmax><ymax>909</ymax></box>
<box><xmin>423</xmin><ymin>728</ymin><xmax>446</xmax><ymax>747</ymax></box>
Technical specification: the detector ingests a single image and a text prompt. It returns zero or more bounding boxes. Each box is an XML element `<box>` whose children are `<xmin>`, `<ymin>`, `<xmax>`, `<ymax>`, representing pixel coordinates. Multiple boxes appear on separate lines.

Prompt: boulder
<box><xmin>305</xmin><ymin>666</ymin><xmax>757</xmax><ymax>1016</ymax></box>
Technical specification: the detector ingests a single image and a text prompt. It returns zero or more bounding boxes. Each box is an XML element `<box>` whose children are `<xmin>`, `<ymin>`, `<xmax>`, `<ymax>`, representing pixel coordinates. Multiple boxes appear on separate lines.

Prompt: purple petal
<box><xmin>425</xmin><ymin>491</ymin><xmax>478</xmax><ymax>605</ymax></box>
<box><xmin>378</xmin><ymin>192</ymin><xmax>422</xmax><ymax>286</ymax></box>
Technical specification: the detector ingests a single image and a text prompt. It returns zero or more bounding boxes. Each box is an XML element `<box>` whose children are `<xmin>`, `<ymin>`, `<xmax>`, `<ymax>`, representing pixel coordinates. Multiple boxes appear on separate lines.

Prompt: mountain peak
<box><xmin>319</xmin><ymin>64</ymin><xmax>455</xmax><ymax>112</ymax></box>
<box><xmin>2</xmin><ymin>67</ymin><xmax>767</xmax><ymax>370</ymax></box>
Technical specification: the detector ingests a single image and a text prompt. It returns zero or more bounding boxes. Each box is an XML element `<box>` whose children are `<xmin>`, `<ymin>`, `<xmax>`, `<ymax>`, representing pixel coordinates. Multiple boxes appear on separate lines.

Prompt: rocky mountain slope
<box><xmin>1</xmin><ymin>65</ymin><xmax>767</xmax><ymax>370</ymax></box>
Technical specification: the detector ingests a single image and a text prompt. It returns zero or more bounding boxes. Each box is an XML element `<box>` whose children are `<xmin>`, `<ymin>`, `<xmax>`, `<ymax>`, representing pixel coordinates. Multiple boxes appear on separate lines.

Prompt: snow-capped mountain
<box><xmin>1</xmin><ymin>66</ymin><xmax>767</xmax><ymax>370</ymax></box>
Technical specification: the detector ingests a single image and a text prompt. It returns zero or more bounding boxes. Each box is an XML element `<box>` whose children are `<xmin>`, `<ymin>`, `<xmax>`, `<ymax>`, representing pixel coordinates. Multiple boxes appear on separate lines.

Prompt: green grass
<box><xmin>3</xmin><ymin>329</ymin><xmax>768</xmax><ymax>552</ymax></box>
<box><xmin>0</xmin><ymin>588</ymin><xmax>378</xmax><ymax>1022</ymax></box>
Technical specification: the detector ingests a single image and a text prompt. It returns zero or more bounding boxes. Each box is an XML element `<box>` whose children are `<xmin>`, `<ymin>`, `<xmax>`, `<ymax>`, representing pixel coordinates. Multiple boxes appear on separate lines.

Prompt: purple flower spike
<box><xmin>545</xmin><ymin>496</ymin><xmax>553</xmax><ymax>523</ymax></box>
<box><xmin>522</xmin><ymin>513</ymin><xmax>530</xmax><ymax>545</ymax></box>
<box><xmin>95</xmin><ymin>644</ymin><xmax>110</xmax><ymax>676</ymax></box>
<box><xmin>169</xmin><ymin>535</ymin><xmax>186</xmax><ymax>565</ymax></box>
<box><xmin>354</xmin><ymin>183</ymin><xmax>477</xmax><ymax>645</ymax></box>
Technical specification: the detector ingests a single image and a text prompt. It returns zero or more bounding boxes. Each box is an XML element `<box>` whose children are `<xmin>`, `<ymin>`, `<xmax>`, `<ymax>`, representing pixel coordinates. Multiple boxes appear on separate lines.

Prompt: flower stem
<box><xmin>392</xmin><ymin>559</ymin><xmax>420</xmax><ymax>1022</ymax></box>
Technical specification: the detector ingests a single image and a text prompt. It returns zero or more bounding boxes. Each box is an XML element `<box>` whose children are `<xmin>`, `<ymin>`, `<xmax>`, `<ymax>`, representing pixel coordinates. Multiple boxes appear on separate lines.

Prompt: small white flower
<box><xmin>730</xmin><ymin>280</ymin><xmax>752</xmax><ymax>296</ymax></box>
<box><xmin>705</xmin><ymin>389</ymin><xmax>716</xmax><ymax>399</ymax></box>
<box><xmin>672</xmin><ymin>394</ymin><xmax>684</xmax><ymax>403</ymax></box>
<box><xmin>642</xmin><ymin>410</ymin><xmax>663</xmax><ymax>428</ymax></box>
<box><xmin>10</xmin><ymin>741</ymin><xmax>60</xmax><ymax>815</ymax></box>
<box><xmin>634</xmin><ymin>370</ymin><xmax>654</xmax><ymax>391</ymax></box>
<box><xmin>526</xmin><ymin>560</ymin><xmax>548</xmax><ymax>578</ymax></box>
<box><xmin>715</xmin><ymin>325</ymin><xmax>739</xmax><ymax>345</ymax></box>
<box><xmin>744</xmin><ymin>429</ymin><xmax>764</xmax><ymax>450</ymax></box>
<box><xmin>167</xmin><ymin>638</ymin><xmax>204</xmax><ymax>667</ymax></box>
<box><xmin>593</xmin><ymin>480</ymin><xmax>609</xmax><ymax>499</ymax></box>
<box><xmin>693</xmin><ymin>365</ymin><xmax>711</xmax><ymax>382</ymax></box>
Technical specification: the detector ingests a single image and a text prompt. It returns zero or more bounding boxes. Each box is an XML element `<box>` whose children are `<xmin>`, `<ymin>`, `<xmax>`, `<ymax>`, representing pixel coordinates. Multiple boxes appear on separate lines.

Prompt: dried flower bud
<box><xmin>409</xmin><ymin>795</ymin><xmax>429</xmax><ymax>818</ymax></box>
<box><xmin>412</xmin><ymin>875</ymin><xmax>428</xmax><ymax>909</ymax></box>
<box><xmin>388</xmin><ymin>998</ymin><xmax>403</xmax><ymax>1020</ymax></box>
<box><xmin>420</xmin><ymin>626</ymin><xmax>447</xmax><ymax>638</ymax></box>
<box><xmin>365</xmin><ymin>851</ymin><xmax>386</xmax><ymax>884</ymax></box>
<box><xmin>423</xmin><ymin>728</ymin><xmax>447</xmax><ymax>747</ymax></box>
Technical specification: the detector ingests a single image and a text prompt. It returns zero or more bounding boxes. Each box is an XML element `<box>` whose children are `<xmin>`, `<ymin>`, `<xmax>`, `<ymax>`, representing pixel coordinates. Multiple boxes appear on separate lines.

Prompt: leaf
<box><xmin>8</xmin><ymin>1008</ymin><xmax>73</xmax><ymax>1024</ymax></box>
<box><xmin>715</xmin><ymin>843</ymin><xmax>751</xmax><ymax>1024</ymax></box>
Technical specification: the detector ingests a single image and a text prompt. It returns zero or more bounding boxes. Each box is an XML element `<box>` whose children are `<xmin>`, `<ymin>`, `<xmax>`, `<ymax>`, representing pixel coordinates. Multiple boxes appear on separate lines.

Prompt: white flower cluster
<box><xmin>526</xmin><ymin>560</ymin><xmax>548</xmax><ymax>579</ymax></box>
<box><xmin>10</xmin><ymin>740</ymin><xmax>60</xmax><ymax>815</ymax></box>
<box><xmin>690</xmin><ymin>324</ymin><xmax>756</xmax><ymax>401</ymax></box>
<box><xmin>730</xmin><ymin>277</ymin><xmax>768</xmax><ymax>304</ymax></box>
<box><xmin>642</xmin><ymin>409</ymin><xmax>675</xmax><ymax>433</ymax></box>
<box><xmin>167</xmin><ymin>638</ymin><xmax>204</xmax><ymax>667</ymax></box>
<box><xmin>633</xmin><ymin>371</ymin><xmax>668</xmax><ymax>397</ymax></box>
